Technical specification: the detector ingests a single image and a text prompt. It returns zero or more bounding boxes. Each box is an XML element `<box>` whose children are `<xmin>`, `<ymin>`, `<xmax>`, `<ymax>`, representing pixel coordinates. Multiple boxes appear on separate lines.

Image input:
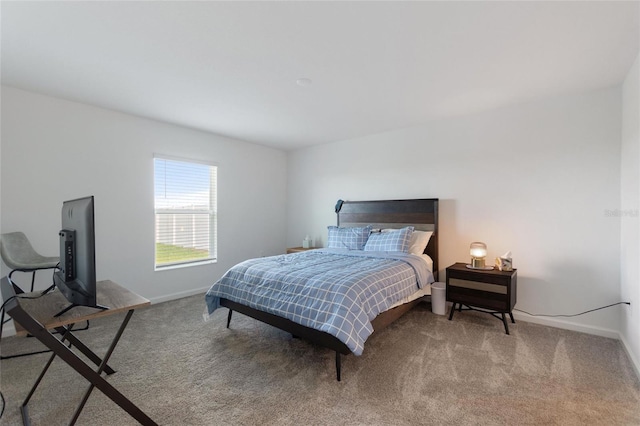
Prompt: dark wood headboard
<box><xmin>336</xmin><ymin>198</ymin><xmax>439</xmax><ymax>280</ymax></box>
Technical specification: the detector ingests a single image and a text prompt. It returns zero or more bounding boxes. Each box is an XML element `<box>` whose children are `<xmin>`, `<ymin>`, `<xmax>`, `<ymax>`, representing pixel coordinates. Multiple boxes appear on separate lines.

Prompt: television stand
<box><xmin>54</xmin><ymin>302</ymin><xmax>109</xmax><ymax>318</ymax></box>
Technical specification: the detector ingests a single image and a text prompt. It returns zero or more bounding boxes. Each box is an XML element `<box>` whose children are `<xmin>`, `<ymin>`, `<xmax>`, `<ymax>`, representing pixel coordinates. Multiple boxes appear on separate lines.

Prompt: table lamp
<box><xmin>470</xmin><ymin>242</ymin><xmax>487</xmax><ymax>268</ymax></box>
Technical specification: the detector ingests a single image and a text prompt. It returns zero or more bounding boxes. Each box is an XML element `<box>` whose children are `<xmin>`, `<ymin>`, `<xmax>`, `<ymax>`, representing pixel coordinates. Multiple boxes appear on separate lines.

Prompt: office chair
<box><xmin>1</xmin><ymin>232</ymin><xmax>59</xmax><ymax>359</ymax></box>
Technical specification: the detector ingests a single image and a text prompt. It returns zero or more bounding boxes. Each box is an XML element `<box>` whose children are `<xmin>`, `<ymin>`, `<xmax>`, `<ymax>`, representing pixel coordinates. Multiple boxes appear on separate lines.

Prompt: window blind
<box><xmin>154</xmin><ymin>156</ymin><xmax>217</xmax><ymax>269</ymax></box>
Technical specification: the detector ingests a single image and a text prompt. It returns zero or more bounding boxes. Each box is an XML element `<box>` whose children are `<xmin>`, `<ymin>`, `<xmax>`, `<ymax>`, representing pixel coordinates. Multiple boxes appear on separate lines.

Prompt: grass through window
<box><xmin>156</xmin><ymin>243</ymin><xmax>209</xmax><ymax>265</ymax></box>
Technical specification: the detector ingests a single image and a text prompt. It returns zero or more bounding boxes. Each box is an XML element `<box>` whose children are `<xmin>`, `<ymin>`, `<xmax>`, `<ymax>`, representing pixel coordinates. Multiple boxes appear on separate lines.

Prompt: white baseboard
<box><xmin>512</xmin><ymin>311</ymin><xmax>619</xmax><ymax>339</ymax></box>
<box><xmin>618</xmin><ymin>333</ymin><xmax>640</xmax><ymax>382</ymax></box>
<box><xmin>147</xmin><ymin>286</ymin><xmax>209</xmax><ymax>305</ymax></box>
<box><xmin>1</xmin><ymin>321</ymin><xmax>16</xmax><ymax>337</ymax></box>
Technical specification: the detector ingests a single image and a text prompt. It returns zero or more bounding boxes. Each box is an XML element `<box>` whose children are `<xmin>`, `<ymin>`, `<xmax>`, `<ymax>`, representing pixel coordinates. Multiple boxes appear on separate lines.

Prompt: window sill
<box><xmin>155</xmin><ymin>258</ymin><xmax>217</xmax><ymax>272</ymax></box>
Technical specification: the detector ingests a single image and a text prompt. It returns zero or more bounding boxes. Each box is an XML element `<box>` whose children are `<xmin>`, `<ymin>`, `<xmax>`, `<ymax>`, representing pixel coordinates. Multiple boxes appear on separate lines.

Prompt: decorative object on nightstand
<box><xmin>446</xmin><ymin>262</ymin><xmax>517</xmax><ymax>334</ymax></box>
<box><xmin>302</xmin><ymin>235</ymin><xmax>311</xmax><ymax>249</ymax></box>
<box><xmin>495</xmin><ymin>251</ymin><xmax>513</xmax><ymax>271</ymax></box>
<box><xmin>467</xmin><ymin>241</ymin><xmax>492</xmax><ymax>270</ymax></box>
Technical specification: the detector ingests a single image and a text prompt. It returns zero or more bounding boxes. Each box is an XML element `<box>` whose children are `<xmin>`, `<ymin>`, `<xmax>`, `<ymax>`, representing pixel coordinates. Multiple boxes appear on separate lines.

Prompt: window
<box><xmin>154</xmin><ymin>156</ymin><xmax>217</xmax><ymax>269</ymax></box>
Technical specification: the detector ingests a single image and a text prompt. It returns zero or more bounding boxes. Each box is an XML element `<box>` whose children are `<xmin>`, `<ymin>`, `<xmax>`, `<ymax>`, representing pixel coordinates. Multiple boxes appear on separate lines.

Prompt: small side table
<box><xmin>1</xmin><ymin>277</ymin><xmax>157</xmax><ymax>426</ymax></box>
<box><xmin>286</xmin><ymin>247</ymin><xmax>316</xmax><ymax>254</ymax></box>
<box><xmin>446</xmin><ymin>262</ymin><xmax>517</xmax><ymax>334</ymax></box>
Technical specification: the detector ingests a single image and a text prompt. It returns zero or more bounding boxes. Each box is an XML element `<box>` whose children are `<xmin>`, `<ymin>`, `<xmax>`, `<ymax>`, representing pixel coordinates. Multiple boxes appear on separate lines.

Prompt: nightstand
<box><xmin>446</xmin><ymin>262</ymin><xmax>517</xmax><ymax>334</ymax></box>
<box><xmin>286</xmin><ymin>247</ymin><xmax>316</xmax><ymax>254</ymax></box>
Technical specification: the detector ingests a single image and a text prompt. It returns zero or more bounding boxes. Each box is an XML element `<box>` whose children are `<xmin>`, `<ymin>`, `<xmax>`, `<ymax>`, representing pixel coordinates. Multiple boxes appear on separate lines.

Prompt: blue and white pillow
<box><xmin>364</xmin><ymin>226</ymin><xmax>414</xmax><ymax>253</ymax></box>
<box><xmin>327</xmin><ymin>225</ymin><xmax>372</xmax><ymax>250</ymax></box>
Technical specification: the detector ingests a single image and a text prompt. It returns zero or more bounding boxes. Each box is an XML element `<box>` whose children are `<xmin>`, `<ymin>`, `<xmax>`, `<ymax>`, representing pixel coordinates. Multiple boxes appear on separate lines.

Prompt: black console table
<box><xmin>1</xmin><ymin>277</ymin><xmax>157</xmax><ymax>426</ymax></box>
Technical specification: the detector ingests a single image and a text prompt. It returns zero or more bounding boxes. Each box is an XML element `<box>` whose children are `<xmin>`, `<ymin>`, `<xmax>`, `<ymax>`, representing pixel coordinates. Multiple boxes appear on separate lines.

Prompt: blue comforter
<box><xmin>205</xmin><ymin>248</ymin><xmax>433</xmax><ymax>355</ymax></box>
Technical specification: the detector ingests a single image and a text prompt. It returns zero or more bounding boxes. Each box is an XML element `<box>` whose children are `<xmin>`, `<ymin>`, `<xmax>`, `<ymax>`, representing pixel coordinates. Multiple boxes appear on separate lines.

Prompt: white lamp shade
<box><xmin>470</xmin><ymin>242</ymin><xmax>487</xmax><ymax>258</ymax></box>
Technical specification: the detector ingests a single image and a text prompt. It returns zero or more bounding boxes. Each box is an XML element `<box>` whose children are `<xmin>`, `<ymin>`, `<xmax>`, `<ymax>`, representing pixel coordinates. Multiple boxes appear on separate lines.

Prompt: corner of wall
<box><xmin>620</xmin><ymin>331</ymin><xmax>640</xmax><ymax>382</ymax></box>
<box><xmin>620</xmin><ymin>50</ymin><xmax>640</xmax><ymax>381</ymax></box>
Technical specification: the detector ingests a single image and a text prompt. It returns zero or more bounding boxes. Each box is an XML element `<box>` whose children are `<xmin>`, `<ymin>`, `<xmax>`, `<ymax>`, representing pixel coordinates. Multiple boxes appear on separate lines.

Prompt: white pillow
<box><xmin>409</xmin><ymin>230</ymin><xmax>433</xmax><ymax>255</ymax></box>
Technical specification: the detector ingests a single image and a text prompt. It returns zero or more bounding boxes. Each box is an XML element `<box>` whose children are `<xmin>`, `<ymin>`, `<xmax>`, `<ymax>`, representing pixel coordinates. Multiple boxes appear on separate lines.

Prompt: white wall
<box><xmin>1</xmin><ymin>86</ymin><xmax>287</xmax><ymax>306</ymax></box>
<box><xmin>620</xmin><ymin>53</ymin><xmax>640</xmax><ymax>376</ymax></box>
<box><xmin>287</xmin><ymin>87</ymin><xmax>623</xmax><ymax>335</ymax></box>
<box><xmin>1</xmin><ymin>80</ymin><xmax>633</xmax><ymax>363</ymax></box>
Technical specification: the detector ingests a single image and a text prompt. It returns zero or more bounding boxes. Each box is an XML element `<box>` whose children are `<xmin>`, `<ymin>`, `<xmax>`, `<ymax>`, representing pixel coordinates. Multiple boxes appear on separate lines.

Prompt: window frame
<box><xmin>153</xmin><ymin>154</ymin><xmax>218</xmax><ymax>271</ymax></box>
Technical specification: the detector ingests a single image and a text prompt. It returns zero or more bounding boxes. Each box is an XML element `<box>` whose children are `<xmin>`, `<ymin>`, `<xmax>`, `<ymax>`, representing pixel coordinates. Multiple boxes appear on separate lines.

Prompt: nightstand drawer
<box><xmin>447</xmin><ymin>285</ymin><xmax>510</xmax><ymax>311</ymax></box>
<box><xmin>448</xmin><ymin>278</ymin><xmax>507</xmax><ymax>294</ymax></box>
<box><xmin>445</xmin><ymin>269</ymin><xmax>513</xmax><ymax>287</ymax></box>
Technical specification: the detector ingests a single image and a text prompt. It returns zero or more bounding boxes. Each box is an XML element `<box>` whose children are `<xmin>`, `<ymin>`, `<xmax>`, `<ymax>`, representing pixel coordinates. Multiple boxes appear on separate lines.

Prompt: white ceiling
<box><xmin>2</xmin><ymin>1</ymin><xmax>639</xmax><ymax>151</ymax></box>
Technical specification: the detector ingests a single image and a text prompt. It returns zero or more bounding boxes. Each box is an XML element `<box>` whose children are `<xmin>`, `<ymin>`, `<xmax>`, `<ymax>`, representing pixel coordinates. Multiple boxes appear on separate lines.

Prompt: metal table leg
<box><xmin>53</xmin><ymin>325</ymin><xmax>116</xmax><ymax>375</ymax></box>
<box><xmin>11</xmin><ymin>308</ymin><xmax>157</xmax><ymax>426</ymax></box>
<box><xmin>448</xmin><ymin>302</ymin><xmax>457</xmax><ymax>320</ymax></box>
<box><xmin>68</xmin><ymin>310</ymin><xmax>134</xmax><ymax>425</ymax></box>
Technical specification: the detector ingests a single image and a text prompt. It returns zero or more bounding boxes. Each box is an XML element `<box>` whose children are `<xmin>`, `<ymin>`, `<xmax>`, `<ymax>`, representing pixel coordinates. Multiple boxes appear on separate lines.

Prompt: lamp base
<box><xmin>465</xmin><ymin>264</ymin><xmax>495</xmax><ymax>270</ymax></box>
<box><xmin>471</xmin><ymin>257</ymin><xmax>486</xmax><ymax>268</ymax></box>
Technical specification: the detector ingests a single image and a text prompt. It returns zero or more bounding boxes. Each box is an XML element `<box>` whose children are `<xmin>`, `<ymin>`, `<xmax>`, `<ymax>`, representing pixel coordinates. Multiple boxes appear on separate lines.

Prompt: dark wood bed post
<box><xmin>222</xmin><ymin>198</ymin><xmax>439</xmax><ymax>381</ymax></box>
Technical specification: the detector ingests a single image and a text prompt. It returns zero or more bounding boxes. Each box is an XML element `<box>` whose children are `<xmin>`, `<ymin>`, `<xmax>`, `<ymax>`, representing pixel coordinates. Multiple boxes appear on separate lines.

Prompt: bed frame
<box><xmin>220</xmin><ymin>198</ymin><xmax>439</xmax><ymax>381</ymax></box>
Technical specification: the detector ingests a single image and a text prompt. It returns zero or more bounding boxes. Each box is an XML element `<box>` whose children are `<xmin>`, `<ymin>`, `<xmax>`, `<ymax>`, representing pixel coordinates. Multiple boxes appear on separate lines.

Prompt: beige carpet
<box><xmin>1</xmin><ymin>294</ymin><xmax>639</xmax><ymax>425</ymax></box>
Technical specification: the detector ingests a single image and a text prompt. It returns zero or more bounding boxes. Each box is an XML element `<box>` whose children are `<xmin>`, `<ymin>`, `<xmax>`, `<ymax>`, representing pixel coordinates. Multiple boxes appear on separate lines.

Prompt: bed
<box><xmin>205</xmin><ymin>198</ymin><xmax>439</xmax><ymax>381</ymax></box>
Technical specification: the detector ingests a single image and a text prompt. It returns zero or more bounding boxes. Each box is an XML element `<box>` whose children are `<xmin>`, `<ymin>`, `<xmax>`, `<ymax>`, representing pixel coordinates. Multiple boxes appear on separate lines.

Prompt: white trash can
<box><xmin>431</xmin><ymin>282</ymin><xmax>446</xmax><ymax>315</ymax></box>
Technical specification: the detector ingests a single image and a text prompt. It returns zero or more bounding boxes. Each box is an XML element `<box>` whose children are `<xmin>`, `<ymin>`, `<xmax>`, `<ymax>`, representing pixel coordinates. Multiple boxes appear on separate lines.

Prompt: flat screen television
<box><xmin>53</xmin><ymin>196</ymin><xmax>107</xmax><ymax>316</ymax></box>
